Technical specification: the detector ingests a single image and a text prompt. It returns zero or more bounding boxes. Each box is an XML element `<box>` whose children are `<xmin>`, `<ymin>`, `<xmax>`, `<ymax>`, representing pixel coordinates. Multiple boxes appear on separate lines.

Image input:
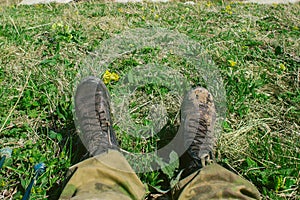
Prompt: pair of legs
<box><xmin>59</xmin><ymin>77</ymin><xmax>260</xmax><ymax>200</ymax></box>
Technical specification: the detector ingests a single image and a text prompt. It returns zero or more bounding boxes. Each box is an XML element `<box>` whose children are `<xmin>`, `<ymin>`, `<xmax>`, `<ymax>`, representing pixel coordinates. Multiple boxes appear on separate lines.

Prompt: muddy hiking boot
<box><xmin>75</xmin><ymin>76</ymin><xmax>119</xmax><ymax>156</ymax></box>
<box><xmin>178</xmin><ymin>87</ymin><xmax>217</xmax><ymax>178</ymax></box>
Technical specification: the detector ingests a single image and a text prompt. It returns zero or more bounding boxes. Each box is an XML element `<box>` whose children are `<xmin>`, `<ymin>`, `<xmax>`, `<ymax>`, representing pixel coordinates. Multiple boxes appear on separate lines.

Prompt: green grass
<box><xmin>0</xmin><ymin>0</ymin><xmax>299</xmax><ymax>199</ymax></box>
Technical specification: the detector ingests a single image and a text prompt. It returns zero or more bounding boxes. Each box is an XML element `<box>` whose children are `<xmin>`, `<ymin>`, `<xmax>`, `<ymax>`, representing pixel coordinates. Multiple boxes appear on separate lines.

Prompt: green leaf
<box><xmin>49</xmin><ymin>130</ymin><xmax>57</xmax><ymax>139</ymax></box>
<box><xmin>246</xmin><ymin>157</ymin><xmax>258</xmax><ymax>168</ymax></box>
<box><xmin>156</xmin><ymin>151</ymin><xmax>179</xmax><ymax>180</ymax></box>
<box><xmin>127</xmin><ymin>71</ymin><xmax>133</xmax><ymax>84</ymax></box>
<box><xmin>56</xmin><ymin>133</ymin><xmax>63</xmax><ymax>142</ymax></box>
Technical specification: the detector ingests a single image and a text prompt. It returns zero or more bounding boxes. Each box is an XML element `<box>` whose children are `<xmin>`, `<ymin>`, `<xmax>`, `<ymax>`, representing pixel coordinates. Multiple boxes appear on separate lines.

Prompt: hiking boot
<box><xmin>74</xmin><ymin>76</ymin><xmax>118</xmax><ymax>156</ymax></box>
<box><xmin>178</xmin><ymin>87</ymin><xmax>216</xmax><ymax>178</ymax></box>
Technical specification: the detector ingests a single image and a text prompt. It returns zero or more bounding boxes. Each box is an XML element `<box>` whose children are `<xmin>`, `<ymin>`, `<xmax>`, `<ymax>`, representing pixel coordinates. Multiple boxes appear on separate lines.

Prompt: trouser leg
<box><xmin>59</xmin><ymin>150</ymin><xmax>146</xmax><ymax>200</ymax></box>
<box><xmin>176</xmin><ymin>163</ymin><xmax>261</xmax><ymax>200</ymax></box>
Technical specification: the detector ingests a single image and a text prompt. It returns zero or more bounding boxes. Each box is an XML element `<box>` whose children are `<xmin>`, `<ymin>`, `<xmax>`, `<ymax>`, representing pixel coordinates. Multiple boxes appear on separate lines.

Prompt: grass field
<box><xmin>0</xmin><ymin>0</ymin><xmax>299</xmax><ymax>199</ymax></box>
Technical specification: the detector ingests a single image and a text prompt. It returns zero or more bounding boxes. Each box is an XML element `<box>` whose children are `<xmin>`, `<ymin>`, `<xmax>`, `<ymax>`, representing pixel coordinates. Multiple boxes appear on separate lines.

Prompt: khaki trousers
<box><xmin>59</xmin><ymin>150</ymin><xmax>260</xmax><ymax>200</ymax></box>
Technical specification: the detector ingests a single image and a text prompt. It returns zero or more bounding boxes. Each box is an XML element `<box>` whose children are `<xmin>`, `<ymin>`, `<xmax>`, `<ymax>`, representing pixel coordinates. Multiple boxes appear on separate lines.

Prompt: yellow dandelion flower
<box><xmin>52</xmin><ymin>22</ymin><xmax>64</xmax><ymax>31</ymax></box>
<box><xmin>57</xmin><ymin>22</ymin><xmax>63</xmax><ymax>28</ymax></box>
<box><xmin>206</xmin><ymin>2</ymin><xmax>212</xmax><ymax>7</ymax></box>
<box><xmin>0</xmin><ymin>180</ymin><xmax>5</xmax><ymax>187</ymax></box>
<box><xmin>103</xmin><ymin>70</ymin><xmax>120</xmax><ymax>84</ymax></box>
<box><xmin>228</xmin><ymin>60</ymin><xmax>237</xmax><ymax>67</ymax></box>
<box><xmin>118</xmin><ymin>8</ymin><xmax>123</xmax><ymax>13</ymax></box>
<box><xmin>279</xmin><ymin>63</ymin><xmax>286</xmax><ymax>71</ymax></box>
<box><xmin>225</xmin><ymin>5</ymin><xmax>233</xmax><ymax>14</ymax></box>
<box><xmin>29</xmin><ymin>157</ymin><xmax>35</xmax><ymax>163</ymax></box>
<box><xmin>51</xmin><ymin>23</ymin><xmax>57</xmax><ymax>30</ymax></box>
